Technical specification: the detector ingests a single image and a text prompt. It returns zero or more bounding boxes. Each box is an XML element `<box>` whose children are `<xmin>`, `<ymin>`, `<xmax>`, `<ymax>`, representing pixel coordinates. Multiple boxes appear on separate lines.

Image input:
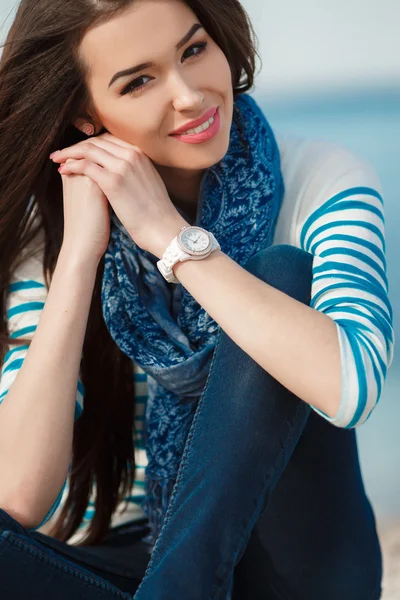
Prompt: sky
<box><xmin>243</xmin><ymin>0</ymin><xmax>400</xmax><ymax>96</ymax></box>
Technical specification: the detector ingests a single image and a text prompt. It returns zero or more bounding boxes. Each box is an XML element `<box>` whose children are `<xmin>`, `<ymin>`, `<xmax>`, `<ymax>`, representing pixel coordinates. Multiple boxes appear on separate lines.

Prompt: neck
<box><xmin>155</xmin><ymin>164</ymin><xmax>205</xmax><ymax>224</ymax></box>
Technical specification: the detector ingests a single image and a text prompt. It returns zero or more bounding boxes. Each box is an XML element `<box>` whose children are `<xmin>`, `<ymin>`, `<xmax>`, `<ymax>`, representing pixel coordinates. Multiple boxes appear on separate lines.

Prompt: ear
<box><xmin>72</xmin><ymin>116</ymin><xmax>101</xmax><ymax>135</ymax></box>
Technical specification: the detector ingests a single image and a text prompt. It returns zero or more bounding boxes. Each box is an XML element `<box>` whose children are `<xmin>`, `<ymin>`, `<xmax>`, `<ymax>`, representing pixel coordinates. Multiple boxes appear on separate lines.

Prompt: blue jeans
<box><xmin>0</xmin><ymin>245</ymin><xmax>382</xmax><ymax>600</ymax></box>
<box><xmin>0</xmin><ymin>511</ymin><xmax>150</xmax><ymax>598</ymax></box>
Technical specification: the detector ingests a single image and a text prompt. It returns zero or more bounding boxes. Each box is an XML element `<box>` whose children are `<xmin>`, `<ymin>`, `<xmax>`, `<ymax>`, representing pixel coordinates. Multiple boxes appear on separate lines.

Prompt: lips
<box><xmin>169</xmin><ymin>106</ymin><xmax>218</xmax><ymax>136</ymax></box>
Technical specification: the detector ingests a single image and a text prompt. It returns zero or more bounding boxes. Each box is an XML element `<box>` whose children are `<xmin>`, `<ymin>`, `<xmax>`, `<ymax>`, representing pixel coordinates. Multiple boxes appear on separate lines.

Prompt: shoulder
<box><xmin>276</xmin><ymin>132</ymin><xmax>382</xmax><ymax>193</ymax></box>
<box><xmin>273</xmin><ymin>133</ymin><xmax>383</xmax><ymax>246</ymax></box>
<box><xmin>2</xmin><ymin>217</ymin><xmax>46</xmax><ymax>339</ymax></box>
<box><xmin>9</xmin><ymin>211</ymin><xmax>46</xmax><ymax>286</ymax></box>
<box><xmin>6</xmin><ymin>218</ymin><xmax>47</xmax><ymax>335</ymax></box>
<box><xmin>0</xmin><ymin>221</ymin><xmax>48</xmax><ymax>400</ymax></box>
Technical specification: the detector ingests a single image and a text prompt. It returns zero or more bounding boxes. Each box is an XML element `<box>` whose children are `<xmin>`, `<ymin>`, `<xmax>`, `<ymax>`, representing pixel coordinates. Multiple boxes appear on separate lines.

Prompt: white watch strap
<box><xmin>157</xmin><ymin>229</ymin><xmax>220</xmax><ymax>284</ymax></box>
<box><xmin>162</xmin><ymin>237</ymin><xmax>189</xmax><ymax>271</ymax></box>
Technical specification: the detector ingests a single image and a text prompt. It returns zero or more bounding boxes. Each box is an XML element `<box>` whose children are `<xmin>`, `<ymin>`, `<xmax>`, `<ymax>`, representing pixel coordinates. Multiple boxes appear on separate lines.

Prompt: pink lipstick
<box><xmin>169</xmin><ymin>107</ymin><xmax>221</xmax><ymax>145</ymax></box>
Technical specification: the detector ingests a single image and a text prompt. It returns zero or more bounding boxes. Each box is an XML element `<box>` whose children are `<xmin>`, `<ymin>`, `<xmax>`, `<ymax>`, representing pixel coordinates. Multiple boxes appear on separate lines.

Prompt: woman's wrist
<box><xmin>131</xmin><ymin>217</ymin><xmax>189</xmax><ymax>259</ymax></box>
<box><xmin>58</xmin><ymin>244</ymin><xmax>102</xmax><ymax>275</ymax></box>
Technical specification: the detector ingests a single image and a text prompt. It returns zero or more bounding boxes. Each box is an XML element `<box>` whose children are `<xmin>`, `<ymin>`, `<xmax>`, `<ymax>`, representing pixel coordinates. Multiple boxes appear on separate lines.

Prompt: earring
<box><xmin>82</xmin><ymin>123</ymin><xmax>95</xmax><ymax>136</ymax></box>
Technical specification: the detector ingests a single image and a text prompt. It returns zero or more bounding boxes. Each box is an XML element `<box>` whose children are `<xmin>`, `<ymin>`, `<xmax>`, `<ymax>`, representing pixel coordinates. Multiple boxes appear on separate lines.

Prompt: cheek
<box><xmin>101</xmin><ymin>108</ymin><xmax>160</xmax><ymax>150</ymax></box>
<box><xmin>204</xmin><ymin>47</ymin><xmax>233</xmax><ymax>90</ymax></box>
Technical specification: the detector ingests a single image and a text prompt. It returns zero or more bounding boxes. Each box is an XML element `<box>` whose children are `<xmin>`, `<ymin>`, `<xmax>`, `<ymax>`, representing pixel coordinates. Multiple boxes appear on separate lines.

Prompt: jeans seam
<box><xmin>212</xmin><ymin>400</ymin><xmax>307</xmax><ymax>600</ymax></box>
<box><xmin>1</xmin><ymin>531</ymin><xmax>130</xmax><ymax>598</ymax></box>
<box><xmin>32</xmin><ymin>532</ymin><xmax>149</xmax><ymax>580</ymax></box>
<box><xmin>134</xmin><ymin>326</ymin><xmax>225</xmax><ymax>589</ymax></box>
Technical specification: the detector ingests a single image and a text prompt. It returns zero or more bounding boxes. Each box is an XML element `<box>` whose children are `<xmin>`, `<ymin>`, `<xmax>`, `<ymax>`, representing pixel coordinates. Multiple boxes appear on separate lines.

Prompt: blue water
<box><xmin>258</xmin><ymin>88</ymin><xmax>400</xmax><ymax>519</ymax></box>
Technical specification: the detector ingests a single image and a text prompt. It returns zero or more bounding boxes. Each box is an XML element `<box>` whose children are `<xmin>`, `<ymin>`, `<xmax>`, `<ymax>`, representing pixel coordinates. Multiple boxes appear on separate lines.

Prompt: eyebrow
<box><xmin>108</xmin><ymin>23</ymin><xmax>203</xmax><ymax>89</ymax></box>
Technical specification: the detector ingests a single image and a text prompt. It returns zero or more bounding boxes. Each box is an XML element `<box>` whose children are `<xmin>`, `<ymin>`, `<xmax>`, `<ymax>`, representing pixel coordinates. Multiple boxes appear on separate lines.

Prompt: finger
<box><xmin>53</xmin><ymin>138</ymin><xmax>140</xmax><ymax>167</ymax></box>
<box><xmin>82</xmin><ymin>137</ymin><xmax>142</xmax><ymax>160</ymax></box>
<box><xmin>59</xmin><ymin>158</ymin><xmax>78</xmax><ymax>181</ymax></box>
<box><xmin>97</xmin><ymin>132</ymin><xmax>142</xmax><ymax>153</ymax></box>
<box><xmin>58</xmin><ymin>158</ymin><xmax>111</xmax><ymax>190</ymax></box>
<box><xmin>55</xmin><ymin>143</ymin><xmax>124</xmax><ymax>173</ymax></box>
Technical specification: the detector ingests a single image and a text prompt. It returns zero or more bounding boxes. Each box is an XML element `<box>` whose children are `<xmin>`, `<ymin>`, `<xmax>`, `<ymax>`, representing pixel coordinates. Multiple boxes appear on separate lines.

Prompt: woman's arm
<box><xmin>0</xmin><ymin>241</ymin><xmax>94</xmax><ymax>529</ymax></box>
<box><xmin>174</xmin><ymin>249</ymin><xmax>342</xmax><ymax>417</ymax></box>
<box><xmin>173</xmin><ymin>140</ymin><xmax>394</xmax><ymax>428</ymax></box>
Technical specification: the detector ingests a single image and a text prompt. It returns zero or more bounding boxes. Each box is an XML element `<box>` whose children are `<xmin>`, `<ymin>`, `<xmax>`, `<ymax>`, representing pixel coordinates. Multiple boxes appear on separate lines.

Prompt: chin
<box><xmin>178</xmin><ymin>137</ymin><xmax>231</xmax><ymax>170</ymax></box>
<box><xmin>193</xmin><ymin>152</ymin><xmax>227</xmax><ymax>170</ymax></box>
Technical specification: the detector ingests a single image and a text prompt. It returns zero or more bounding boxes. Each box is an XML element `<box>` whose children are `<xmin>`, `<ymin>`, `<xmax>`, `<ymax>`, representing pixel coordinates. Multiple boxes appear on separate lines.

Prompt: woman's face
<box><xmin>77</xmin><ymin>0</ymin><xmax>234</xmax><ymax>171</ymax></box>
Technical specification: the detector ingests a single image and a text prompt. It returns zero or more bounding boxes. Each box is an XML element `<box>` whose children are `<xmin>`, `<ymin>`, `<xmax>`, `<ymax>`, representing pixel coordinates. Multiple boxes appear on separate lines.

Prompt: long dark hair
<box><xmin>0</xmin><ymin>0</ymin><xmax>259</xmax><ymax>545</ymax></box>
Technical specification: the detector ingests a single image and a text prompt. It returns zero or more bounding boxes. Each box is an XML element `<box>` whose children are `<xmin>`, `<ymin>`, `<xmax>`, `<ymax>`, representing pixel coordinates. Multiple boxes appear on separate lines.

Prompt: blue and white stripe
<box><xmin>300</xmin><ymin>186</ymin><xmax>394</xmax><ymax>428</ymax></box>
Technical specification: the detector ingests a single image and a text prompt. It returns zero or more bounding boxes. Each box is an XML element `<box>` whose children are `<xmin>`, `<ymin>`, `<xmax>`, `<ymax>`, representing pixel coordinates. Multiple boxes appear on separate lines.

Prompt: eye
<box><xmin>121</xmin><ymin>41</ymin><xmax>208</xmax><ymax>97</ymax></box>
<box><xmin>181</xmin><ymin>41</ymin><xmax>208</xmax><ymax>62</ymax></box>
<box><xmin>121</xmin><ymin>75</ymin><xmax>153</xmax><ymax>97</ymax></box>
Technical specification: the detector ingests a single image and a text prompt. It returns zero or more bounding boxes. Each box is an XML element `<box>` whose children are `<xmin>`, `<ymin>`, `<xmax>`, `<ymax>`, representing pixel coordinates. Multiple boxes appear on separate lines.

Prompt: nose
<box><xmin>169</xmin><ymin>71</ymin><xmax>205</xmax><ymax>112</ymax></box>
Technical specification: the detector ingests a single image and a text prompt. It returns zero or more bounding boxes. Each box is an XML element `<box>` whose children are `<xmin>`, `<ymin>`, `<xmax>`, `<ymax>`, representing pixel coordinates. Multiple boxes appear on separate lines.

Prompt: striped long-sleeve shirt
<box><xmin>274</xmin><ymin>133</ymin><xmax>394</xmax><ymax>428</ymax></box>
<box><xmin>0</xmin><ymin>134</ymin><xmax>394</xmax><ymax>542</ymax></box>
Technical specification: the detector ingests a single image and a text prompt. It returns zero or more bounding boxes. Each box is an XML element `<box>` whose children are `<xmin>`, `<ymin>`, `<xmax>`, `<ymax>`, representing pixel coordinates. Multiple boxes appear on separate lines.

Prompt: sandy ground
<box><xmin>379</xmin><ymin>520</ymin><xmax>400</xmax><ymax>599</ymax></box>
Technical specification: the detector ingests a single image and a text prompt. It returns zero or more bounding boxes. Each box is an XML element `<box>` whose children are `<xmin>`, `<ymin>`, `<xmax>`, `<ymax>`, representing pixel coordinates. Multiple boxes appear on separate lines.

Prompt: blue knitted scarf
<box><xmin>101</xmin><ymin>93</ymin><xmax>284</xmax><ymax>545</ymax></box>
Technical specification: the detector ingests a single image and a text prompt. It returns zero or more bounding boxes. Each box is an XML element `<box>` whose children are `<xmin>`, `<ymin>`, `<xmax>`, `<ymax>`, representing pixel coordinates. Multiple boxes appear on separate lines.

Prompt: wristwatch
<box><xmin>157</xmin><ymin>225</ymin><xmax>221</xmax><ymax>284</ymax></box>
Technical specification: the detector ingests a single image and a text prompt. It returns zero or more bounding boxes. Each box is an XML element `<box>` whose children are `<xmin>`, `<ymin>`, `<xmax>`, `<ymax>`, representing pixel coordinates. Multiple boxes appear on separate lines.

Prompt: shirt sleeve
<box><xmin>275</xmin><ymin>133</ymin><xmax>394</xmax><ymax>428</ymax></box>
<box><xmin>0</xmin><ymin>233</ymin><xmax>85</xmax><ymax>526</ymax></box>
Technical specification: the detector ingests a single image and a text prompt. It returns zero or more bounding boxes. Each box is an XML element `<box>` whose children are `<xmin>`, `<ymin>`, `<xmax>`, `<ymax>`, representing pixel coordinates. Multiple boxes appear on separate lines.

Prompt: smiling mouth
<box><xmin>177</xmin><ymin>114</ymin><xmax>216</xmax><ymax>136</ymax></box>
<box><xmin>169</xmin><ymin>106</ymin><xmax>218</xmax><ymax>137</ymax></box>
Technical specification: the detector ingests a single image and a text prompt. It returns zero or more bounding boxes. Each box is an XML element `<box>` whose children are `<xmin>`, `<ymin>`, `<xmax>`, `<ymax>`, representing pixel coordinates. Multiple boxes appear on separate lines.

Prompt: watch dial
<box><xmin>181</xmin><ymin>229</ymin><xmax>210</xmax><ymax>252</ymax></box>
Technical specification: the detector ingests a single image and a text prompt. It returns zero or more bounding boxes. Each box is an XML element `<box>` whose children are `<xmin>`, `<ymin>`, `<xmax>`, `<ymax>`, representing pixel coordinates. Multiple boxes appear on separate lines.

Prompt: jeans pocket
<box><xmin>0</xmin><ymin>531</ymin><xmax>131</xmax><ymax>600</ymax></box>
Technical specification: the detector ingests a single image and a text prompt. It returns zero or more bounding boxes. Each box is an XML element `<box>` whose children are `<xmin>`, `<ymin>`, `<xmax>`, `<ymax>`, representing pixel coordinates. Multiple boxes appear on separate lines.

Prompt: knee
<box><xmin>244</xmin><ymin>244</ymin><xmax>314</xmax><ymax>306</ymax></box>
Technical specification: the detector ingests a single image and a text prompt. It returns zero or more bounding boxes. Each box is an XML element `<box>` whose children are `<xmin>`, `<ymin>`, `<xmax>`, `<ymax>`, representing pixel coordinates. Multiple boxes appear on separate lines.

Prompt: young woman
<box><xmin>0</xmin><ymin>0</ymin><xmax>394</xmax><ymax>598</ymax></box>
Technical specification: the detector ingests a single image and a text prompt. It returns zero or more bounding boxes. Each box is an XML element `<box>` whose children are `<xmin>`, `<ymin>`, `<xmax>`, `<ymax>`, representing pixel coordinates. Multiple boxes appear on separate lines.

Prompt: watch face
<box><xmin>179</xmin><ymin>227</ymin><xmax>211</xmax><ymax>254</ymax></box>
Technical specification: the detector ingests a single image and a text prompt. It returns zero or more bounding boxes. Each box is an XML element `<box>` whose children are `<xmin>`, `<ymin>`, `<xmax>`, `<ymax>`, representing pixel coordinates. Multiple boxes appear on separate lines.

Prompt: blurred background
<box><xmin>0</xmin><ymin>0</ymin><xmax>399</xmax><ymax>594</ymax></box>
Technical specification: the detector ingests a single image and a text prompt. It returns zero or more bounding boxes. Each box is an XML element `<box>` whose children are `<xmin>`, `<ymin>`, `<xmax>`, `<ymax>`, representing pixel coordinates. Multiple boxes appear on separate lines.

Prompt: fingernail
<box><xmin>50</xmin><ymin>151</ymin><xmax>60</xmax><ymax>158</ymax></box>
<box><xmin>57</xmin><ymin>165</ymin><xmax>64</xmax><ymax>172</ymax></box>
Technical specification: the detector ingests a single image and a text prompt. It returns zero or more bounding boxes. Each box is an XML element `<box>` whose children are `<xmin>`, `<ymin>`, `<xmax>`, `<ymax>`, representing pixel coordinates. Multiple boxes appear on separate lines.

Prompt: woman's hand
<box><xmin>59</xmin><ymin>158</ymin><xmax>111</xmax><ymax>266</ymax></box>
<box><xmin>51</xmin><ymin>133</ymin><xmax>189</xmax><ymax>258</ymax></box>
